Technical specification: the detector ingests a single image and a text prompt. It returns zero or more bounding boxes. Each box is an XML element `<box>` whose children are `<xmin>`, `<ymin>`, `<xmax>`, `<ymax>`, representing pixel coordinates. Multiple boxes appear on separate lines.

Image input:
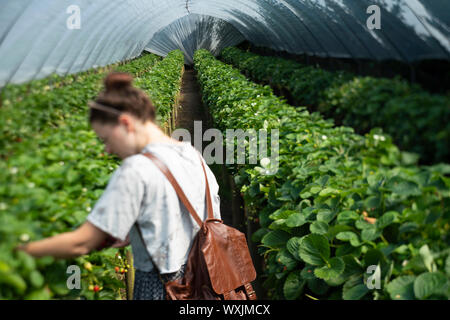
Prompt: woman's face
<box><xmin>91</xmin><ymin>115</ymin><xmax>139</xmax><ymax>160</ymax></box>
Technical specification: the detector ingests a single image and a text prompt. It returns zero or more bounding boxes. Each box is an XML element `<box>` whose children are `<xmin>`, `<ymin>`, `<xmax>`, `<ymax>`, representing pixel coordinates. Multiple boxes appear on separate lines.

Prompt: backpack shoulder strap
<box><xmin>196</xmin><ymin>151</ymin><xmax>215</xmax><ymax>220</ymax></box>
<box><xmin>142</xmin><ymin>151</ymin><xmax>214</xmax><ymax>227</ymax></box>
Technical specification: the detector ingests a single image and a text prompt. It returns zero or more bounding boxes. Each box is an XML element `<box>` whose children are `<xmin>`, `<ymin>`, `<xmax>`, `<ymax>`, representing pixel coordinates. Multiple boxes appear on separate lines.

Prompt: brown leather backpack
<box><xmin>141</xmin><ymin>151</ymin><xmax>257</xmax><ymax>300</ymax></box>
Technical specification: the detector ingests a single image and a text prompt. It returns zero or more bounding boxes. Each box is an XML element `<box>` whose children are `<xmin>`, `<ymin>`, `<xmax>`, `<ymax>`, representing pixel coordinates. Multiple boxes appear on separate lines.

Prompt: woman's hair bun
<box><xmin>104</xmin><ymin>72</ymin><xmax>133</xmax><ymax>91</ymax></box>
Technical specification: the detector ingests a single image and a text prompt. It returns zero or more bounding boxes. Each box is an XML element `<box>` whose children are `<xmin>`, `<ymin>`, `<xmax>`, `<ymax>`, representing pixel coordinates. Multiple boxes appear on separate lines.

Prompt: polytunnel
<box><xmin>0</xmin><ymin>0</ymin><xmax>449</xmax><ymax>86</ymax></box>
<box><xmin>1</xmin><ymin>0</ymin><xmax>450</xmax><ymax>304</ymax></box>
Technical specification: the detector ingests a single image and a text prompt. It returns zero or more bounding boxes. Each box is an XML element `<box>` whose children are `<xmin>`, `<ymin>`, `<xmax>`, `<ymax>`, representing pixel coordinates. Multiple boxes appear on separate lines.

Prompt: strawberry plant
<box><xmin>220</xmin><ymin>47</ymin><xmax>450</xmax><ymax>164</ymax></box>
<box><xmin>0</xmin><ymin>50</ymin><xmax>183</xmax><ymax>299</ymax></box>
<box><xmin>134</xmin><ymin>50</ymin><xmax>185</xmax><ymax>125</ymax></box>
<box><xmin>194</xmin><ymin>49</ymin><xmax>450</xmax><ymax>300</ymax></box>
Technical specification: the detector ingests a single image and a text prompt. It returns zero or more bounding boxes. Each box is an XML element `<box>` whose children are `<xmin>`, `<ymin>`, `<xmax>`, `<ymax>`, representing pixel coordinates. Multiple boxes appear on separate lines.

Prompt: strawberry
<box><xmin>84</xmin><ymin>262</ymin><xmax>93</xmax><ymax>271</ymax></box>
<box><xmin>364</xmin><ymin>217</ymin><xmax>377</xmax><ymax>224</ymax></box>
<box><xmin>93</xmin><ymin>285</ymin><xmax>100</xmax><ymax>292</ymax></box>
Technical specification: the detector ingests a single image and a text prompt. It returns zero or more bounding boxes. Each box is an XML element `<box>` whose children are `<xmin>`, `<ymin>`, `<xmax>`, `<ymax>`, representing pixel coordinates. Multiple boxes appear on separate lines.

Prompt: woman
<box><xmin>18</xmin><ymin>72</ymin><xmax>222</xmax><ymax>300</ymax></box>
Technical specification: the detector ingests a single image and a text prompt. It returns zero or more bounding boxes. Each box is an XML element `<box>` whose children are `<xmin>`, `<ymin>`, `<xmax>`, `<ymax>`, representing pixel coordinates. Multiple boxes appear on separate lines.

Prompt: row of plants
<box><xmin>194</xmin><ymin>49</ymin><xmax>450</xmax><ymax>300</ymax></box>
<box><xmin>0</xmin><ymin>53</ymin><xmax>161</xmax><ymax>106</ymax></box>
<box><xmin>0</xmin><ymin>53</ymin><xmax>162</xmax><ymax>160</ymax></box>
<box><xmin>134</xmin><ymin>50</ymin><xmax>185</xmax><ymax>126</ymax></box>
<box><xmin>0</xmin><ymin>50</ymin><xmax>184</xmax><ymax>299</ymax></box>
<box><xmin>220</xmin><ymin>47</ymin><xmax>450</xmax><ymax>165</ymax></box>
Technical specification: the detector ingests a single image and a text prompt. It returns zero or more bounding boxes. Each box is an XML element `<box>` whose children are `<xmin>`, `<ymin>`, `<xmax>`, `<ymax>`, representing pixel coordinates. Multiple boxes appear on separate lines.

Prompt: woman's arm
<box><xmin>17</xmin><ymin>221</ymin><xmax>110</xmax><ymax>259</ymax></box>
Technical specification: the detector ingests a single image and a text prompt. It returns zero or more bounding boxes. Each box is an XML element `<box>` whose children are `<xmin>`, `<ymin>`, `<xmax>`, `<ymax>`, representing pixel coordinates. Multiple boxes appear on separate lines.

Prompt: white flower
<box><xmin>82</xmin><ymin>188</ymin><xmax>87</xmax><ymax>193</ymax></box>
<box><xmin>402</xmin><ymin>260</ymin><xmax>408</xmax><ymax>267</ymax></box>
<box><xmin>380</xmin><ymin>135</ymin><xmax>386</xmax><ymax>141</ymax></box>
<box><xmin>10</xmin><ymin>167</ymin><xmax>18</xmax><ymax>174</ymax></box>
<box><xmin>260</xmin><ymin>158</ymin><xmax>271</xmax><ymax>168</ymax></box>
<box><xmin>321</xmin><ymin>135</ymin><xmax>328</xmax><ymax>140</ymax></box>
<box><xmin>28</xmin><ymin>182</ymin><xmax>35</xmax><ymax>188</ymax></box>
<box><xmin>109</xmin><ymin>167</ymin><xmax>114</xmax><ymax>171</ymax></box>
<box><xmin>373</xmin><ymin>134</ymin><xmax>380</xmax><ymax>140</ymax></box>
<box><xmin>20</xmin><ymin>233</ymin><xmax>30</xmax><ymax>242</ymax></box>
<box><xmin>59</xmin><ymin>161</ymin><xmax>65</xmax><ymax>166</ymax></box>
<box><xmin>0</xmin><ymin>203</ymin><xmax>7</xmax><ymax>210</ymax></box>
<box><xmin>86</xmin><ymin>207</ymin><xmax>92</xmax><ymax>212</ymax></box>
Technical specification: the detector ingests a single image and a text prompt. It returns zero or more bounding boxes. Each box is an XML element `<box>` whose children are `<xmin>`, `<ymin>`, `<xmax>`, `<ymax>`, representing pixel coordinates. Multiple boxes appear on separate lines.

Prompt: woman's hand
<box><xmin>17</xmin><ymin>221</ymin><xmax>109</xmax><ymax>259</ymax></box>
<box><xmin>110</xmin><ymin>236</ymin><xmax>130</xmax><ymax>248</ymax></box>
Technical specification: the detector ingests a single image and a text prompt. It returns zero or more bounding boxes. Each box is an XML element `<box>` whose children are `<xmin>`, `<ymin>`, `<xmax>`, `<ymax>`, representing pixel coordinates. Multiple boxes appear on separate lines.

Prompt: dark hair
<box><xmin>89</xmin><ymin>72</ymin><xmax>156</xmax><ymax>124</ymax></box>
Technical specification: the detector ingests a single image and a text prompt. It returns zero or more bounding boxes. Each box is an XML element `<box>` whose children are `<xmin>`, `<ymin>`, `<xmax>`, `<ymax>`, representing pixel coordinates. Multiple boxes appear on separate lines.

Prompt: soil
<box><xmin>174</xmin><ymin>66</ymin><xmax>234</xmax><ymax>227</ymax></box>
<box><xmin>173</xmin><ymin>66</ymin><xmax>265</xmax><ymax>298</ymax></box>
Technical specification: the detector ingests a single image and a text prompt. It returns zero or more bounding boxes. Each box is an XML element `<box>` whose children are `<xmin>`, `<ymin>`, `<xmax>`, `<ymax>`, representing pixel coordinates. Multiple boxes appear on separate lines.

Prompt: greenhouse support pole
<box><xmin>126</xmin><ymin>250</ymin><xmax>134</xmax><ymax>300</ymax></box>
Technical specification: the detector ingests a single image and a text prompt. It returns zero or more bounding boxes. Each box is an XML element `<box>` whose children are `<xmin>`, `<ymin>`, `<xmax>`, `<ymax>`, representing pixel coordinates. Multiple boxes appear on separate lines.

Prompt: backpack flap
<box><xmin>202</xmin><ymin>220</ymin><xmax>257</xmax><ymax>295</ymax></box>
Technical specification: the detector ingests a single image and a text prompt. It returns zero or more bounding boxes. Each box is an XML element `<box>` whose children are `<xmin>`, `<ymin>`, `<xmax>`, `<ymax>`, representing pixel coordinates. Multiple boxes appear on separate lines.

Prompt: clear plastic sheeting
<box><xmin>146</xmin><ymin>14</ymin><xmax>245</xmax><ymax>65</ymax></box>
<box><xmin>0</xmin><ymin>0</ymin><xmax>449</xmax><ymax>87</ymax></box>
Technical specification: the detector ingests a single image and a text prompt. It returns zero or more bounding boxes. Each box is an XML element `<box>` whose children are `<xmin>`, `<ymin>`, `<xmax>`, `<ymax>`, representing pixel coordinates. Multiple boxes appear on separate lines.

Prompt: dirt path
<box><xmin>174</xmin><ymin>67</ymin><xmax>234</xmax><ymax>227</ymax></box>
<box><xmin>174</xmin><ymin>66</ymin><xmax>265</xmax><ymax>298</ymax></box>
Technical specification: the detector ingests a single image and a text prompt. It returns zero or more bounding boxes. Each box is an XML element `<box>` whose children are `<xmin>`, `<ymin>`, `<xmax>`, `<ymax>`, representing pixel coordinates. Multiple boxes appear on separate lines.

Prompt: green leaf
<box><xmin>314</xmin><ymin>257</ymin><xmax>345</xmax><ymax>281</ymax></box>
<box><xmin>386</xmin><ymin>177</ymin><xmax>421</xmax><ymax>197</ymax></box>
<box><xmin>286</xmin><ymin>237</ymin><xmax>302</xmax><ymax>260</ymax></box>
<box><xmin>326</xmin><ymin>225</ymin><xmax>353</xmax><ymax>241</ymax></box>
<box><xmin>300</xmin><ymin>191</ymin><xmax>311</xmax><ymax>199</ymax></box>
<box><xmin>270</xmin><ymin>208</ymin><xmax>296</xmax><ymax>220</ymax></box>
<box><xmin>419</xmin><ymin>245</ymin><xmax>435</xmax><ymax>273</ymax></box>
<box><xmin>363</xmin><ymin>249</ymin><xmax>386</xmax><ymax>267</ymax></box>
<box><xmin>0</xmin><ymin>272</ymin><xmax>27</xmax><ymax>294</ymax></box>
<box><xmin>375</xmin><ymin>211</ymin><xmax>398</xmax><ymax>230</ymax></box>
<box><xmin>310</xmin><ymin>221</ymin><xmax>329</xmax><ymax>235</ymax></box>
<box><xmin>341</xmin><ymin>255</ymin><xmax>364</xmax><ymax>278</ymax></box>
<box><xmin>283</xmin><ymin>270</ymin><xmax>305</xmax><ymax>300</ymax></box>
<box><xmin>361</xmin><ymin>227</ymin><xmax>381</xmax><ymax>242</ymax></box>
<box><xmin>310</xmin><ymin>186</ymin><xmax>322</xmax><ymax>194</ymax></box>
<box><xmin>336</xmin><ymin>244</ymin><xmax>361</xmax><ymax>257</ymax></box>
<box><xmin>393</xmin><ymin>244</ymin><xmax>409</xmax><ymax>255</ymax></box>
<box><xmin>300</xmin><ymin>266</ymin><xmax>316</xmax><ymax>280</ymax></box>
<box><xmin>298</xmin><ymin>234</ymin><xmax>330</xmax><ymax>266</ymax></box>
<box><xmin>342</xmin><ymin>276</ymin><xmax>369</xmax><ymax>300</ymax></box>
<box><xmin>29</xmin><ymin>270</ymin><xmax>45</xmax><ymax>288</ymax></box>
<box><xmin>446</xmin><ymin>255</ymin><xmax>450</xmax><ymax>276</ymax></box>
<box><xmin>336</xmin><ymin>231</ymin><xmax>361</xmax><ymax>247</ymax></box>
<box><xmin>386</xmin><ymin>276</ymin><xmax>416</xmax><ymax>300</ymax></box>
<box><xmin>16</xmin><ymin>250</ymin><xmax>36</xmax><ymax>274</ymax></box>
<box><xmin>307</xmin><ymin>277</ymin><xmax>329</xmax><ymax>295</ymax></box>
<box><xmin>261</xmin><ymin>230</ymin><xmax>290</xmax><ymax>249</ymax></box>
<box><xmin>399</xmin><ymin>222</ymin><xmax>419</xmax><ymax>234</ymax></box>
<box><xmin>319</xmin><ymin>188</ymin><xmax>339</xmax><ymax>197</ymax></box>
<box><xmin>276</xmin><ymin>249</ymin><xmax>299</xmax><ymax>270</ymax></box>
<box><xmin>414</xmin><ymin>272</ymin><xmax>447</xmax><ymax>300</ymax></box>
<box><xmin>25</xmin><ymin>287</ymin><xmax>52</xmax><ymax>300</ymax></box>
<box><xmin>285</xmin><ymin>212</ymin><xmax>307</xmax><ymax>227</ymax></box>
<box><xmin>251</xmin><ymin>228</ymin><xmax>269</xmax><ymax>243</ymax></box>
<box><xmin>337</xmin><ymin>210</ymin><xmax>359</xmax><ymax>225</ymax></box>
<box><xmin>363</xmin><ymin>196</ymin><xmax>380</xmax><ymax>210</ymax></box>
<box><xmin>316</xmin><ymin>209</ymin><xmax>336</xmax><ymax>223</ymax></box>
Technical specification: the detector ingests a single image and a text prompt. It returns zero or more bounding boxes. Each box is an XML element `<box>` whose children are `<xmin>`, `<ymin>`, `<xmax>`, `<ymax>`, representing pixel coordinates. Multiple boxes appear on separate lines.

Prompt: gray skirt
<box><xmin>133</xmin><ymin>265</ymin><xmax>186</xmax><ymax>300</ymax></box>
